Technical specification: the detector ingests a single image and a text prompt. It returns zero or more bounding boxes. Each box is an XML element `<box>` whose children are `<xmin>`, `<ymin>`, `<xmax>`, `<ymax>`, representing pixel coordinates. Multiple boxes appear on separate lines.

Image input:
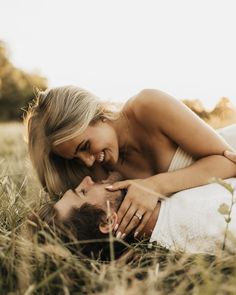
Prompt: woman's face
<box><xmin>53</xmin><ymin>120</ymin><xmax>119</xmax><ymax>167</ymax></box>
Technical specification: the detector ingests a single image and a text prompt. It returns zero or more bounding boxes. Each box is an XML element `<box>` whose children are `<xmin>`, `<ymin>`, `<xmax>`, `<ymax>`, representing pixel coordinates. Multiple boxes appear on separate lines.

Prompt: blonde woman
<box><xmin>25</xmin><ymin>86</ymin><xmax>236</xmax><ymax>239</ymax></box>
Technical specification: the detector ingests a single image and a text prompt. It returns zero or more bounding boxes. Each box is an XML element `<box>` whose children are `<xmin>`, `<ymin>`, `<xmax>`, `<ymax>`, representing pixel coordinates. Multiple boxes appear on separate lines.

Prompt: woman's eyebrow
<box><xmin>74</xmin><ymin>141</ymin><xmax>85</xmax><ymax>155</ymax></box>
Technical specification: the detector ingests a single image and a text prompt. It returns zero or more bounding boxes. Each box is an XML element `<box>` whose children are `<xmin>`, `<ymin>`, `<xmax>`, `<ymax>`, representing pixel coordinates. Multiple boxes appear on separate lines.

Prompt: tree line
<box><xmin>0</xmin><ymin>41</ymin><xmax>47</xmax><ymax>121</ymax></box>
<box><xmin>1</xmin><ymin>40</ymin><xmax>234</xmax><ymax>124</ymax></box>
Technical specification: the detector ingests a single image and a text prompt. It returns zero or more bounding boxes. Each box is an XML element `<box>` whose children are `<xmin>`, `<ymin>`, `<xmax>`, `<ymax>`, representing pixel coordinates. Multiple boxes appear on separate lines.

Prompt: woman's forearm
<box><xmin>148</xmin><ymin>155</ymin><xmax>236</xmax><ymax>196</ymax></box>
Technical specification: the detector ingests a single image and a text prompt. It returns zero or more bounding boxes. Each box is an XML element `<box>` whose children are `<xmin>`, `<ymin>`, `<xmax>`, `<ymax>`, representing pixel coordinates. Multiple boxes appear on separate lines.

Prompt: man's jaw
<box><xmin>100</xmin><ymin>172</ymin><xmax>123</xmax><ymax>184</ymax></box>
<box><xmin>106</xmin><ymin>189</ymin><xmax>126</xmax><ymax>212</ymax></box>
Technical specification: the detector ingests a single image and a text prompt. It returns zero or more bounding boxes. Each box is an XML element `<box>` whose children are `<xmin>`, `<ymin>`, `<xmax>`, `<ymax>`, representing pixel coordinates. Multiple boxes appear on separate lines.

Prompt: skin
<box><xmin>55</xmin><ymin>175</ymin><xmax>160</xmax><ymax>237</ymax></box>
<box><xmin>224</xmin><ymin>150</ymin><xmax>236</xmax><ymax>163</ymax></box>
<box><xmin>54</xmin><ymin>120</ymin><xmax>121</xmax><ymax>167</ymax></box>
<box><xmin>54</xmin><ymin>175</ymin><xmax>121</xmax><ymax>220</ymax></box>
<box><xmin>53</xmin><ymin>89</ymin><xmax>236</xmax><ymax>239</ymax></box>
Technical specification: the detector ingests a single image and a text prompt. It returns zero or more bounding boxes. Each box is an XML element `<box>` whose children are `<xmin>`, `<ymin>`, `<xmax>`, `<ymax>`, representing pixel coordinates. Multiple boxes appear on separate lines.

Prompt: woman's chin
<box><xmin>104</xmin><ymin>150</ymin><xmax>118</xmax><ymax>167</ymax></box>
<box><xmin>112</xmin><ymin>151</ymin><xmax>119</xmax><ymax>165</ymax></box>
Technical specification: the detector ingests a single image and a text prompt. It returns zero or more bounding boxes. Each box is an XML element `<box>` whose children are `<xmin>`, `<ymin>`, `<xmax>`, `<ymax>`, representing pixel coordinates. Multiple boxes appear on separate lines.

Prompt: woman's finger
<box><xmin>134</xmin><ymin>212</ymin><xmax>152</xmax><ymax>238</ymax></box>
<box><xmin>224</xmin><ymin>150</ymin><xmax>236</xmax><ymax>163</ymax></box>
<box><xmin>115</xmin><ymin>198</ymin><xmax>132</xmax><ymax>230</ymax></box>
<box><xmin>122</xmin><ymin>210</ymin><xmax>145</xmax><ymax>238</ymax></box>
<box><xmin>105</xmin><ymin>180</ymin><xmax>131</xmax><ymax>191</ymax></box>
<box><xmin>116</xmin><ymin>206</ymin><xmax>137</xmax><ymax>238</ymax></box>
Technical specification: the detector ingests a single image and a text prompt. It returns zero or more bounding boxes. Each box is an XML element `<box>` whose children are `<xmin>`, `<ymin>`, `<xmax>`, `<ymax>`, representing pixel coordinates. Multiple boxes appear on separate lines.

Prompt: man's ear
<box><xmin>99</xmin><ymin>212</ymin><xmax>118</xmax><ymax>234</ymax></box>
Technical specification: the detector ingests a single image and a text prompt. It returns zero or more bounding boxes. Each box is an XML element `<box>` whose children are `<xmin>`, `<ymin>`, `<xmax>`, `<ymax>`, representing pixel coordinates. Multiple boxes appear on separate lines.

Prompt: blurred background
<box><xmin>0</xmin><ymin>0</ymin><xmax>235</xmax><ymax>126</ymax></box>
<box><xmin>0</xmin><ymin>2</ymin><xmax>236</xmax><ymax>293</ymax></box>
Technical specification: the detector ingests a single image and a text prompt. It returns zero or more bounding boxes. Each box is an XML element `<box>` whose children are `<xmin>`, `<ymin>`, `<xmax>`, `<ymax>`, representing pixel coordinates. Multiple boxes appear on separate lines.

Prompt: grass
<box><xmin>1</xmin><ymin>122</ymin><xmax>236</xmax><ymax>295</ymax></box>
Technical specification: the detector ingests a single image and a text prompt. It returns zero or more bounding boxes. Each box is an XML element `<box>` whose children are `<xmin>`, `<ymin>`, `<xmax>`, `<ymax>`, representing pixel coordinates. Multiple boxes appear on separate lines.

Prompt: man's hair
<box><xmin>28</xmin><ymin>197</ymin><xmax>134</xmax><ymax>261</ymax></box>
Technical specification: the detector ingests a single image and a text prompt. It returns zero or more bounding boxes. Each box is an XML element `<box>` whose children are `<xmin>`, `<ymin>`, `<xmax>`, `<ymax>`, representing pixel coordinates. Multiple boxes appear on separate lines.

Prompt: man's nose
<box><xmin>83</xmin><ymin>176</ymin><xmax>95</xmax><ymax>187</ymax></box>
<box><xmin>79</xmin><ymin>152</ymin><xmax>95</xmax><ymax>167</ymax></box>
<box><xmin>76</xmin><ymin>176</ymin><xmax>95</xmax><ymax>193</ymax></box>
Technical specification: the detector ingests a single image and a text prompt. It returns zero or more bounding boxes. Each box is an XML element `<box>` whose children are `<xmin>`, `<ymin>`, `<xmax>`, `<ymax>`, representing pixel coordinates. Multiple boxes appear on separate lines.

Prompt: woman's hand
<box><xmin>106</xmin><ymin>178</ymin><xmax>162</xmax><ymax>239</ymax></box>
<box><xmin>224</xmin><ymin>150</ymin><xmax>236</xmax><ymax>163</ymax></box>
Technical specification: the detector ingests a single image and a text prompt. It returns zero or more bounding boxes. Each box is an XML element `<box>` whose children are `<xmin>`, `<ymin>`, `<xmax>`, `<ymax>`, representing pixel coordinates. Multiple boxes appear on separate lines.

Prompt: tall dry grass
<box><xmin>1</xmin><ymin>121</ymin><xmax>236</xmax><ymax>295</ymax></box>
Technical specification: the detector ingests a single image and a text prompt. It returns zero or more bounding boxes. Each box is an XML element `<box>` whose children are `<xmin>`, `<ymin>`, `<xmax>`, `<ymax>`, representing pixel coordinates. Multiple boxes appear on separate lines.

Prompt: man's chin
<box><xmin>103</xmin><ymin>172</ymin><xmax>123</xmax><ymax>184</ymax></box>
<box><xmin>113</xmin><ymin>190</ymin><xmax>126</xmax><ymax>211</ymax></box>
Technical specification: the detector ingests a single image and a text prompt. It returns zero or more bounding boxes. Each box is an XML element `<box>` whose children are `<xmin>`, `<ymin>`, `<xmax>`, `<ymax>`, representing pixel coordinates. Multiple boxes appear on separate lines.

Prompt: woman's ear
<box><xmin>99</xmin><ymin>212</ymin><xmax>118</xmax><ymax>234</ymax></box>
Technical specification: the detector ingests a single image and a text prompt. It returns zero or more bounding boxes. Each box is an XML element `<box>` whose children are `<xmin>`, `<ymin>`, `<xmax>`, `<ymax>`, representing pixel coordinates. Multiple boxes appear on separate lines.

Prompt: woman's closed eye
<box><xmin>80</xmin><ymin>141</ymin><xmax>90</xmax><ymax>152</ymax></box>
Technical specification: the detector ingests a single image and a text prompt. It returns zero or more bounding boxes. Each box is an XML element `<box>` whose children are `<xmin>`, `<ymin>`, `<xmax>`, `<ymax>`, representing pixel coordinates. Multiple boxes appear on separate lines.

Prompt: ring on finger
<box><xmin>134</xmin><ymin>212</ymin><xmax>143</xmax><ymax>220</ymax></box>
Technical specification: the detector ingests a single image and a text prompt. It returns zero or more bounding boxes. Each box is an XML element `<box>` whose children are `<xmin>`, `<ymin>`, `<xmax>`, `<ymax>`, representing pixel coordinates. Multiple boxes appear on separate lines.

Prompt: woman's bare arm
<box><xmin>148</xmin><ymin>154</ymin><xmax>236</xmax><ymax>196</ymax></box>
<box><xmin>132</xmin><ymin>89</ymin><xmax>236</xmax><ymax>193</ymax></box>
<box><xmin>224</xmin><ymin>150</ymin><xmax>236</xmax><ymax>163</ymax></box>
<box><xmin>109</xmin><ymin>89</ymin><xmax>236</xmax><ymax>238</ymax></box>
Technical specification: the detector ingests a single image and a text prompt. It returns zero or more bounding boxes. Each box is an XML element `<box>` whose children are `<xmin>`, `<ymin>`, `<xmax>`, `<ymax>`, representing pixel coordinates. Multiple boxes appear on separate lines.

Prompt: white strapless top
<box><xmin>168</xmin><ymin>124</ymin><xmax>236</xmax><ymax>172</ymax></box>
<box><xmin>167</xmin><ymin>146</ymin><xmax>194</xmax><ymax>172</ymax></box>
<box><xmin>151</xmin><ymin>124</ymin><xmax>236</xmax><ymax>254</ymax></box>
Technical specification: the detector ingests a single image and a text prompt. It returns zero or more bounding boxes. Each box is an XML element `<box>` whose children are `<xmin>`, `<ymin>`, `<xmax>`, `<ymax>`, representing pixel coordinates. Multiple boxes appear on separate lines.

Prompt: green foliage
<box><xmin>0</xmin><ymin>41</ymin><xmax>47</xmax><ymax>121</ymax></box>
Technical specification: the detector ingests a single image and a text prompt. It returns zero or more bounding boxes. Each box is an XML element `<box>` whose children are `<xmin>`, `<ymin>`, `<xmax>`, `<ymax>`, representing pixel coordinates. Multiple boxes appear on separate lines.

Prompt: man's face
<box><xmin>54</xmin><ymin>176</ymin><xmax>122</xmax><ymax>220</ymax></box>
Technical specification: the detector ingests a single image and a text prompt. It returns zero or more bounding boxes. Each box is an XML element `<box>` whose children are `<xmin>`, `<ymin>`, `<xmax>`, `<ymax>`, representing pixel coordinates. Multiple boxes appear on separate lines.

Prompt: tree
<box><xmin>182</xmin><ymin>99</ymin><xmax>209</xmax><ymax>120</ymax></box>
<box><xmin>0</xmin><ymin>41</ymin><xmax>47</xmax><ymax>121</ymax></box>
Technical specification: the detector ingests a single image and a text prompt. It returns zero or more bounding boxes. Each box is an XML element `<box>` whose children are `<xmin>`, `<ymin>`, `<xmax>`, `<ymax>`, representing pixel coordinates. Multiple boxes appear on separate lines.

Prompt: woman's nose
<box><xmin>78</xmin><ymin>152</ymin><xmax>95</xmax><ymax>167</ymax></box>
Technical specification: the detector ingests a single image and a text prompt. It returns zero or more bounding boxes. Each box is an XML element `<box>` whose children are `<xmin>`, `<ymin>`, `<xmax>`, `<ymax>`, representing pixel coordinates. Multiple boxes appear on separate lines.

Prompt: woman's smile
<box><xmin>97</xmin><ymin>151</ymin><xmax>105</xmax><ymax>163</ymax></box>
<box><xmin>53</xmin><ymin>122</ymin><xmax>119</xmax><ymax>167</ymax></box>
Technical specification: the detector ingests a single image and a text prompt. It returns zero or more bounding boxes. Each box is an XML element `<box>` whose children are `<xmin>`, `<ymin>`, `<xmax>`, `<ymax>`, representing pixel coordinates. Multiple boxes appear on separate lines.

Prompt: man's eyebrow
<box><xmin>74</xmin><ymin>141</ymin><xmax>85</xmax><ymax>155</ymax></box>
<box><xmin>77</xmin><ymin>191</ymin><xmax>86</xmax><ymax>199</ymax></box>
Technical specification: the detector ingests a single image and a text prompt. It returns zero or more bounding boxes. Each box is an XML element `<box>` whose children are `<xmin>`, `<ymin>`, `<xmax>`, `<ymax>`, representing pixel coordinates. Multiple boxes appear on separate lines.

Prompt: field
<box><xmin>1</xmin><ymin>122</ymin><xmax>236</xmax><ymax>295</ymax></box>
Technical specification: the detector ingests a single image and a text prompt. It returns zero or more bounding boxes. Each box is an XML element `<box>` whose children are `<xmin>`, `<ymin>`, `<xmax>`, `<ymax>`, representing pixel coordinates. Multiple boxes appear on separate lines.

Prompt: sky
<box><xmin>0</xmin><ymin>0</ymin><xmax>235</xmax><ymax>110</ymax></box>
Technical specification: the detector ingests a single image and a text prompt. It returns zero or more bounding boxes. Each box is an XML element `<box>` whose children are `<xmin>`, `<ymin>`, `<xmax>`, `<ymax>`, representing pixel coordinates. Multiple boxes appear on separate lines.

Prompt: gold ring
<box><xmin>134</xmin><ymin>212</ymin><xmax>142</xmax><ymax>220</ymax></box>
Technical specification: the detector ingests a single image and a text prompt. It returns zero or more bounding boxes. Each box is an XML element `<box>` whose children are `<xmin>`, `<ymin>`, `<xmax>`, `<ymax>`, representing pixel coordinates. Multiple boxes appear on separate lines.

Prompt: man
<box><xmin>31</xmin><ymin>173</ymin><xmax>236</xmax><ymax>260</ymax></box>
<box><xmin>29</xmin><ymin>173</ymin><xmax>140</xmax><ymax>260</ymax></box>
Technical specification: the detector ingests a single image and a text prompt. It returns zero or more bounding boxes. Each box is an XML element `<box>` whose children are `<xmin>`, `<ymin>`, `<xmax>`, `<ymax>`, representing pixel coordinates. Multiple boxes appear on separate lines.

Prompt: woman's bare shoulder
<box><xmin>124</xmin><ymin>89</ymin><xmax>172</xmax><ymax>128</ymax></box>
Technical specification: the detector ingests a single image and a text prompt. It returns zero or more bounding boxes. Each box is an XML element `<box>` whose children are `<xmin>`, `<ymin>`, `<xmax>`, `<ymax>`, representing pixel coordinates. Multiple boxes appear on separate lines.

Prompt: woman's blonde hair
<box><xmin>24</xmin><ymin>86</ymin><xmax>120</xmax><ymax>198</ymax></box>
